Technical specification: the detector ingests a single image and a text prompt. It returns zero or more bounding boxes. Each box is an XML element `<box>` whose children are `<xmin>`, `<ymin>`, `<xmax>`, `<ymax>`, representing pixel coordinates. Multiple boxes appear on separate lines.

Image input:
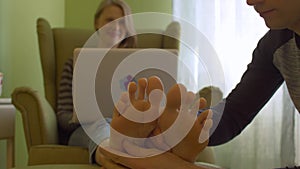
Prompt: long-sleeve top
<box><xmin>209</xmin><ymin>29</ymin><xmax>300</xmax><ymax>146</ymax></box>
<box><xmin>57</xmin><ymin>58</ymin><xmax>80</xmax><ymax>144</ymax></box>
<box><xmin>57</xmin><ymin>57</ymin><xmax>110</xmax><ymax>163</ymax></box>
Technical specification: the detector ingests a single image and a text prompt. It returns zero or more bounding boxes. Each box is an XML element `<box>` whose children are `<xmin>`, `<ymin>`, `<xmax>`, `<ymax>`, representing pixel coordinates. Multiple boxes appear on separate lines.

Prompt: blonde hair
<box><xmin>94</xmin><ymin>0</ymin><xmax>137</xmax><ymax>48</ymax></box>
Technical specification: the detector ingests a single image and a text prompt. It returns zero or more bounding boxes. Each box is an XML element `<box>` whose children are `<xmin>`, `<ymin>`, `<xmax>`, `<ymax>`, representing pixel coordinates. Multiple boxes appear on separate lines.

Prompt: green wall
<box><xmin>65</xmin><ymin>0</ymin><xmax>173</xmax><ymax>30</ymax></box>
<box><xmin>0</xmin><ymin>0</ymin><xmax>64</xmax><ymax>168</ymax></box>
<box><xmin>0</xmin><ymin>0</ymin><xmax>172</xmax><ymax>168</ymax></box>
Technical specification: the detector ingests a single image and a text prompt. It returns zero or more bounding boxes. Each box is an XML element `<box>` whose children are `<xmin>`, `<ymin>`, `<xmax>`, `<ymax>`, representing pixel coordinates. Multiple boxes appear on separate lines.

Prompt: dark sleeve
<box><xmin>208</xmin><ymin>30</ymin><xmax>289</xmax><ymax>146</ymax></box>
<box><xmin>57</xmin><ymin>58</ymin><xmax>79</xmax><ymax>133</ymax></box>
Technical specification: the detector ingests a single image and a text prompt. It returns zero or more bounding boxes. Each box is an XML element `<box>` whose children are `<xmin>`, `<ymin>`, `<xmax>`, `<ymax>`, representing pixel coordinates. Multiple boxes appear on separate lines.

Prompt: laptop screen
<box><xmin>73</xmin><ymin>48</ymin><xmax>178</xmax><ymax>118</ymax></box>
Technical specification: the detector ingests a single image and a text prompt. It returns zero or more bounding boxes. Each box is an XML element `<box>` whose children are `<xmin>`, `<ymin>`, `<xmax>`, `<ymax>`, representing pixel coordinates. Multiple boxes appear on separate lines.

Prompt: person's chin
<box><xmin>264</xmin><ymin>20</ymin><xmax>287</xmax><ymax>30</ymax></box>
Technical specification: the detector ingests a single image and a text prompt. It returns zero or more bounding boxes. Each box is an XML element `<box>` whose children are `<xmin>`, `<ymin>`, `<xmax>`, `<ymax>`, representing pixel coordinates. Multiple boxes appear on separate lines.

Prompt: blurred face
<box><xmin>95</xmin><ymin>5</ymin><xmax>126</xmax><ymax>47</ymax></box>
<box><xmin>247</xmin><ymin>0</ymin><xmax>300</xmax><ymax>33</ymax></box>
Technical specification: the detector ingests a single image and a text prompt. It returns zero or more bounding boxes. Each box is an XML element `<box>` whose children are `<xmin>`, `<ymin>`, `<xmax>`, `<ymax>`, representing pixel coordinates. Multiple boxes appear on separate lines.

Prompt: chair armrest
<box><xmin>11</xmin><ymin>87</ymin><xmax>59</xmax><ymax>151</ymax></box>
<box><xmin>28</xmin><ymin>145</ymin><xmax>89</xmax><ymax>165</ymax></box>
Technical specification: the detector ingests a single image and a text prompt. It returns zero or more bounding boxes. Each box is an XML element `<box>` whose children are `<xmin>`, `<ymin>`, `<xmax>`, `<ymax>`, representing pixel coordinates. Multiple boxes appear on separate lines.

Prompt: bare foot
<box><xmin>110</xmin><ymin>77</ymin><xmax>213</xmax><ymax>162</ymax></box>
<box><xmin>154</xmin><ymin>84</ymin><xmax>213</xmax><ymax>162</ymax></box>
<box><xmin>110</xmin><ymin>76</ymin><xmax>164</xmax><ymax>151</ymax></box>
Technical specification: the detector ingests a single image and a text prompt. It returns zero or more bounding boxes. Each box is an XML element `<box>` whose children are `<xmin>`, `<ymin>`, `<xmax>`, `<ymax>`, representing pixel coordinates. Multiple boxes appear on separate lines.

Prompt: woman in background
<box><xmin>57</xmin><ymin>0</ymin><xmax>137</xmax><ymax>163</ymax></box>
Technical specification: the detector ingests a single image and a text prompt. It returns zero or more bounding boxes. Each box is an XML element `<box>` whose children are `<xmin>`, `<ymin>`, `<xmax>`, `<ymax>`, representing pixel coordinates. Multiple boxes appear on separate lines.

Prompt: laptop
<box><xmin>73</xmin><ymin>48</ymin><xmax>178</xmax><ymax>118</ymax></box>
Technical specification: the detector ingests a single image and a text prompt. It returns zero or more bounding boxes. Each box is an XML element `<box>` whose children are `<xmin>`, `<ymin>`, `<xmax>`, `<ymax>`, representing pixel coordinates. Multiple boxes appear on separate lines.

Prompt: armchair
<box><xmin>11</xmin><ymin>17</ymin><xmax>181</xmax><ymax>165</ymax></box>
<box><xmin>12</xmin><ymin>17</ymin><xmax>216</xmax><ymax>166</ymax></box>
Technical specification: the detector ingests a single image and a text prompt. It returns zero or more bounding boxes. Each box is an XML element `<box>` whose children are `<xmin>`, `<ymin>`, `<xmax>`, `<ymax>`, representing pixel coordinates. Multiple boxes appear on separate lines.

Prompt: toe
<box><xmin>166</xmin><ymin>84</ymin><xmax>187</xmax><ymax>110</ymax></box>
<box><xmin>137</xmin><ymin>78</ymin><xmax>147</xmax><ymax>100</ymax></box>
<box><xmin>146</xmin><ymin>76</ymin><xmax>163</xmax><ymax>96</ymax></box>
<box><xmin>197</xmin><ymin>110</ymin><xmax>211</xmax><ymax>124</ymax></box>
<box><xmin>128</xmin><ymin>82</ymin><xmax>137</xmax><ymax>101</ymax></box>
<box><xmin>149</xmin><ymin>89</ymin><xmax>164</xmax><ymax>108</ymax></box>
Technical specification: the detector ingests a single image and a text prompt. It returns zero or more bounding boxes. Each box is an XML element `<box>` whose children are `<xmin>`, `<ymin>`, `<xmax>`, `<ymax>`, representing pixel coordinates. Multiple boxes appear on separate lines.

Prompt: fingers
<box><xmin>197</xmin><ymin>110</ymin><xmax>213</xmax><ymax>143</ymax></box>
<box><xmin>123</xmin><ymin>140</ymin><xmax>164</xmax><ymax>157</ymax></box>
<box><xmin>199</xmin><ymin>118</ymin><xmax>213</xmax><ymax>143</ymax></box>
<box><xmin>97</xmin><ymin>152</ymin><xmax>129</xmax><ymax>169</ymax></box>
<box><xmin>98</xmin><ymin>154</ymin><xmax>125</xmax><ymax>169</ymax></box>
<box><xmin>98</xmin><ymin>146</ymin><xmax>121</xmax><ymax>164</ymax></box>
<box><xmin>197</xmin><ymin>109</ymin><xmax>211</xmax><ymax>124</ymax></box>
<box><xmin>201</xmin><ymin>111</ymin><xmax>213</xmax><ymax>132</ymax></box>
<box><xmin>198</xmin><ymin>120</ymin><xmax>212</xmax><ymax>143</ymax></box>
<box><xmin>98</xmin><ymin>146</ymin><xmax>146</xmax><ymax>169</ymax></box>
<box><xmin>203</xmin><ymin>119</ymin><xmax>213</xmax><ymax>130</ymax></box>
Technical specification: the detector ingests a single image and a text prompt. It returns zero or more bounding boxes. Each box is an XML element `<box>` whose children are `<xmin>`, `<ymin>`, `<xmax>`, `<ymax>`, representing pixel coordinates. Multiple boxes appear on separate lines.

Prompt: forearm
<box><xmin>209</xmin><ymin>57</ymin><xmax>283</xmax><ymax>145</ymax></box>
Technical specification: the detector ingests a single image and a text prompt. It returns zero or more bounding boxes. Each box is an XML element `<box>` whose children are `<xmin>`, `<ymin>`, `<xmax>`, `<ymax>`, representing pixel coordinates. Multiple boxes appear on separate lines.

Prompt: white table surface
<box><xmin>0</xmin><ymin>98</ymin><xmax>16</xmax><ymax>169</ymax></box>
<box><xmin>0</xmin><ymin>99</ymin><xmax>15</xmax><ymax>139</ymax></box>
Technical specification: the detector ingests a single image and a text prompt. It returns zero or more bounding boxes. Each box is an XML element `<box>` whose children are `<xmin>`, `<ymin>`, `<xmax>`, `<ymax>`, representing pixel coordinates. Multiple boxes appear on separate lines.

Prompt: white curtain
<box><xmin>173</xmin><ymin>0</ymin><xmax>298</xmax><ymax>168</ymax></box>
<box><xmin>296</xmin><ymin>108</ymin><xmax>300</xmax><ymax>166</ymax></box>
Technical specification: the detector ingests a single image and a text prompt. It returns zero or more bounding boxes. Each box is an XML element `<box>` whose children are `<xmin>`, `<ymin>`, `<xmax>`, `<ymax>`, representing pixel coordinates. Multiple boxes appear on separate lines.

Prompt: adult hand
<box><xmin>96</xmin><ymin>148</ymin><xmax>129</xmax><ymax>169</ymax></box>
<box><xmin>97</xmin><ymin>140</ymin><xmax>205</xmax><ymax>169</ymax></box>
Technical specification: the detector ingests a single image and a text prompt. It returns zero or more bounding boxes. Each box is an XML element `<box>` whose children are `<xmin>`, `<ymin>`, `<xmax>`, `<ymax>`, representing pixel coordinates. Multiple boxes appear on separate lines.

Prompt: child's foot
<box><xmin>154</xmin><ymin>84</ymin><xmax>213</xmax><ymax>162</ymax></box>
